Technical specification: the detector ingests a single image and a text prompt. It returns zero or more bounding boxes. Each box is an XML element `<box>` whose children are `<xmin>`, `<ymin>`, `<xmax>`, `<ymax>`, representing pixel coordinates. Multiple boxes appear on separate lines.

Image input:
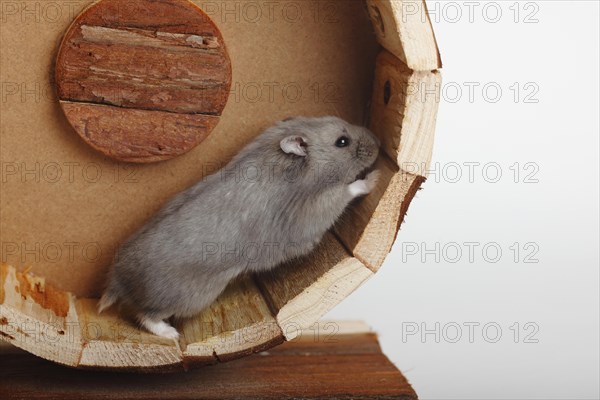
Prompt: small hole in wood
<box><xmin>383</xmin><ymin>80</ymin><xmax>391</xmax><ymax>105</ymax></box>
<box><xmin>370</xmin><ymin>6</ymin><xmax>385</xmax><ymax>34</ymax></box>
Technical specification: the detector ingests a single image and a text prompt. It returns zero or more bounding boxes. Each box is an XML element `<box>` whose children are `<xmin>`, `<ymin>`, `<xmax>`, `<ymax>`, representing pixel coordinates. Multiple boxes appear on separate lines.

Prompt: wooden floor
<box><xmin>0</xmin><ymin>326</ymin><xmax>416</xmax><ymax>399</ymax></box>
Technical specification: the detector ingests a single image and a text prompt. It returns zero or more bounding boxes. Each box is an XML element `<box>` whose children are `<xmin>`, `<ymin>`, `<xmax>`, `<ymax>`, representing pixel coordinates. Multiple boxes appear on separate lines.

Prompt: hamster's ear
<box><xmin>280</xmin><ymin>136</ymin><xmax>308</xmax><ymax>157</ymax></box>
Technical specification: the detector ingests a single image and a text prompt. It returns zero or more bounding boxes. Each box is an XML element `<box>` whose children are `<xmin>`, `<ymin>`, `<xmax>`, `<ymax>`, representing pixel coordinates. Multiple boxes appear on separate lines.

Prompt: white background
<box><xmin>326</xmin><ymin>1</ymin><xmax>600</xmax><ymax>399</ymax></box>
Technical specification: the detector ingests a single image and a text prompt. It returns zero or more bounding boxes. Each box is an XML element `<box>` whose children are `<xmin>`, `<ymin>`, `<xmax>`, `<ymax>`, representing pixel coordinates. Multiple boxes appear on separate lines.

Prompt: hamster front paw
<box><xmin>364</xmin><ymin>170</ymin><xmax>381</xmax><ymax>192</ymax></box>
<box><xmin>348</xmin><ymin>170</ymin><xmax>380</xmax><ymax>198</ymax></box>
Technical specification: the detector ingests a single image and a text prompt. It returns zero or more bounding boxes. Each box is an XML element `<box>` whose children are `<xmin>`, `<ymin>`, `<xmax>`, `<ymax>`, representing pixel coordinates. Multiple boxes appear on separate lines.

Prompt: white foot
<box><xmin>139</xmin><ymin>316</ymin><xmax>179</xmax><ymax>339</ymax></box>
<box><xmin>348</xmin><ymin>170</ymin><xmax>380</xmax><ymax>198</ymax></box>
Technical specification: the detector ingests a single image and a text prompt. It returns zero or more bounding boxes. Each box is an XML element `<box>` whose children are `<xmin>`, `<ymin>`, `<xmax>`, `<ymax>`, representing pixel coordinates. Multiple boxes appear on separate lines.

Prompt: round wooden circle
<box><xmin>55</xmin><ymin>0</ymin><xmax>232</xmax><ymax>163</ymax></box>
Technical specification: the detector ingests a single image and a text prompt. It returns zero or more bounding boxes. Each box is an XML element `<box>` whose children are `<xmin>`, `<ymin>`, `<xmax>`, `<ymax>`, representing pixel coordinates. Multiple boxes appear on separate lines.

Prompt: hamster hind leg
<box><xmin>138</xmin><ymin>314</ymin><xmax>180</xmax><ymax>339</ymax></box>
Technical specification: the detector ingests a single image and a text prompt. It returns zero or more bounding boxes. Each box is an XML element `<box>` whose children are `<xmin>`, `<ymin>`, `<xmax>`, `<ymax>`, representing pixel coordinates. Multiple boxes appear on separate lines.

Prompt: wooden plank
<box><xmin>58</xmin><ymin>26</ymin><xmax>230</xmax><ymax>114</ymax></box>
<box><xmin>177</xmin><ymin>277</ymin><xmax>284</xmax><ymax>365</ymax></box>
<box><xmin>71</xmin><ymin>0</ymin><xmax>223</xmax><ymax>35</ymax></box>
<box><xmin>0</xmin><ymin>327</ymin><xmax>417</xmax><ymax>400</ymax></box>
<box><xmin>334</xmin><ymin>157</ymin><xmax>424</xmax><ymax>271</ymax></box>
<box><xmin>367</xmin><ymin>0</ymin><xmax>442</xmax><ymax>70</ymax></box>
<box><xmin>75</xmin><ymin>298</ymin><xmax>184</xmax><ymax>371</ymax></box>
<box><xmin>0</xmin><ymin>264</ymin><xmax>83</xmax><ymax>367</ymax></box>
<box><xmin>370</xmin><ymin>50</ymin><xmax>441</xmax><ymax>176</ymax></box>
<box><xmin>56</xmin><ymin>0</ymin><xmax>231</xmax><ymax>113</ymax></box>
<box><xmin>255</xmin><ymin>233</ymin><xmax>373</xmax><ymax>340</ymax></box>
<box><xmin>60</xmin><ymin>101</ymin><xmax>220</xmax><ymax>163</ymax></box>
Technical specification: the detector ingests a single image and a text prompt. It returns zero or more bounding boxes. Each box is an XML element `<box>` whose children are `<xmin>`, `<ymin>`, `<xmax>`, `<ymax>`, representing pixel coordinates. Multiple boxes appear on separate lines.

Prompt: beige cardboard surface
<box><xmin>0</xmin><ymin>0</ymin><xmax>379</xmax><ymax>297</ymax></box>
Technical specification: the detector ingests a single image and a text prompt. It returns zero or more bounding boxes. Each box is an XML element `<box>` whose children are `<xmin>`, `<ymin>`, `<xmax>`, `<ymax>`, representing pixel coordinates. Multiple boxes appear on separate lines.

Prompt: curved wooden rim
<box><xmin>0</xmin><ymin>0</ymin><xmax>442</xmax><ymax>371</ymax></box>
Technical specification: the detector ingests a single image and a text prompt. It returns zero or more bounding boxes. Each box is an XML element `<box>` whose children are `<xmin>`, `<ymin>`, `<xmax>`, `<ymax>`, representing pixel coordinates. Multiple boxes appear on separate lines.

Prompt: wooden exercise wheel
<box><xmin>0</xmin><ymin>0</ymin><xmax>441</xmax><ymax>371</ymax></box>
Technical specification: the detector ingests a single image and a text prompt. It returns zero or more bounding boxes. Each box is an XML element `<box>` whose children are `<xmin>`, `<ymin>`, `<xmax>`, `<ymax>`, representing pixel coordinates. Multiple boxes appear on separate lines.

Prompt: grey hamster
<box><xmin>98</xmin><ymin>116</ymin><xmax>380</xmax><ymax>338</ymax></box>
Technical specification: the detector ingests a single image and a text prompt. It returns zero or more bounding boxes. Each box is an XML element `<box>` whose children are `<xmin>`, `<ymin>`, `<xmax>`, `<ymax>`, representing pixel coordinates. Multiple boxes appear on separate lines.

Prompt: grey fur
<box><xmin>99</xmin><ymin>116</ymin><xmax>380</xmax><ymax>335</ymax></box>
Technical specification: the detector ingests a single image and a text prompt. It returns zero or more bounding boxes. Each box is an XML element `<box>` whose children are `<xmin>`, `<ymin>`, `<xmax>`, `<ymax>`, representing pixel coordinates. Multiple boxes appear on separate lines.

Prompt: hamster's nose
<box><xmin>366</xmin><ymin>128</ymin><xmax>381</xmax><ymax>148</ymax></box>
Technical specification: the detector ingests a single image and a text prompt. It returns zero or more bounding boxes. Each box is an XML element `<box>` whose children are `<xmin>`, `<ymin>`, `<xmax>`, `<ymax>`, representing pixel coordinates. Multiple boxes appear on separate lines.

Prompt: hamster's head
<box><xmin>276</xmin><ymin>116</ymin><xmax>380</xmax><ymax>186</ymax></box>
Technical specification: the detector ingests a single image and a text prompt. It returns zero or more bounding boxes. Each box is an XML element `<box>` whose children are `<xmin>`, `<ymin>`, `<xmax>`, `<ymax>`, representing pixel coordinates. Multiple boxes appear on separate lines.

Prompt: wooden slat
<box><xmin>0</xmin><ymin>264</ymin><xmax>83</xmax><ymax>367</ymax></box>
<box><xmin>334</xmin><ymin>156</ymin><xmax>424</xmax><ymax>271</ymax></box>
<box><xmin>177</xmin><ymin>277</ymin><xmax>284</xmax><ymax>365</ymax></box>
<box><xmin>75</xmin><ymin>298</ymin><xmax>184</xmax><ymax>371</ymax></box>
<box><xmin>72</xmin><ymin>0</ymin><xmax>222</xmax><ymax>34</ymax></box>
<box><xmin>58</xmin><ymin>25</ymin><xmax>229</xmax><ymax>114</ymax></box>
<box><xmin>370</xmin><ymin>50</ymin><xmax>441</xmax><ymax>176</ymax></box>
<box><xmin>255</xmin><ymin>233</ymin><xmax>373</xmax><ymax>340</ymax></box>
<box><xmin>367</xmin><ymin>0</ymin><xmax>441</xmax><ymax>70</ymax></box>
<box><xmin>60</xmin><ymin>102</ymin><xmax>220</xmax><ymax>163</ymax></box>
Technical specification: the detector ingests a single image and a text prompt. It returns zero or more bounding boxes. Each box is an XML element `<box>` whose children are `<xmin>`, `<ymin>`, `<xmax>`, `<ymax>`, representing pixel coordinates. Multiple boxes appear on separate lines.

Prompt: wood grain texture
<box><xmin>255</xmin><ymin>233</ymin><xmax>373</xmax><ymax>340</ymax></box>
<box><xmin>0</xmin><ymin>328</ymin><xmax>417</xmax><ymax>399</ymax></box>
<box><xmin>334</xmin><ymin>157</ymin><xmax>425</xmax><ymax>271</ymax></box>
<box><xmin>0</xmin><ymin>264</ymin><xmax>280</xmax><ymax>371</ymax></box>
<box><xmin>370</xmin><ymin>50</ymin><xmax>441</xmax><ymax>176</ymax></box>
<box><xmin>177</xmin><ymin>277</ymin><xmax>284</xmax><ymax>365</ymax></box>
<box><xmin>60</xmin><ymin>102</ymin><xmax>220</xmax><ymax>163</ymax></box>
<box><xmin>58</xmin><ymin>25</ymin><xmax>229</xmax><ymax>114</ymax></box>
<box><xmin>75</xmin><ymin>298</ymin><xmax>184</xmax><ymax>371</ymax></box>
<box><xmin>0</xmin><ymin>239</ymin><xmax>374</xmax><ymax>369</ymax></box>
<box><xmin>0</xmin><ymin>265</ymin><xmax>83</xmax><ymax>367</ymax></box>
<box><xmin>367</xmin><ymin>0</ymin><xmax>442</xmax><ymax>70</ymax></box>
<box><xmin>55</xmin><ymin>0</ymin><xmax>231</xmax><ymax>163</ymax></box>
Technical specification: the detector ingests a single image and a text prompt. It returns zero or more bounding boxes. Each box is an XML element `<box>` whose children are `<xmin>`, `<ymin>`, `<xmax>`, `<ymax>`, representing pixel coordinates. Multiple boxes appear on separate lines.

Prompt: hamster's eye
<box><xmin>335</xmin><ymin>136</ymin><xmax>350</xmax><ymax>148</ymax></box>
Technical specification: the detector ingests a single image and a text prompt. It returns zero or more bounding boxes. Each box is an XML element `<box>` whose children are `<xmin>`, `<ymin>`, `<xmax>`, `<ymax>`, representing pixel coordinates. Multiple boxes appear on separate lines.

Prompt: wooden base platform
<box><xmin>0</xmin><ymin>322</ymin><xmax>416</xmax><ymax>399</ymax></box>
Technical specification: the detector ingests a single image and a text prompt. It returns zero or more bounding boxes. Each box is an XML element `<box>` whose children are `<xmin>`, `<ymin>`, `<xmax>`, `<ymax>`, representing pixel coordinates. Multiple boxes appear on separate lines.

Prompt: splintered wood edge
<box><xmin>0</xmin><ymin>265</ymin><xmax>84</xmax><ymax>367</ymax></box>
<box><xmin>367</xmin><ymin>0</ymin><xmax>442</xmax><ymax>70</ymax></box>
